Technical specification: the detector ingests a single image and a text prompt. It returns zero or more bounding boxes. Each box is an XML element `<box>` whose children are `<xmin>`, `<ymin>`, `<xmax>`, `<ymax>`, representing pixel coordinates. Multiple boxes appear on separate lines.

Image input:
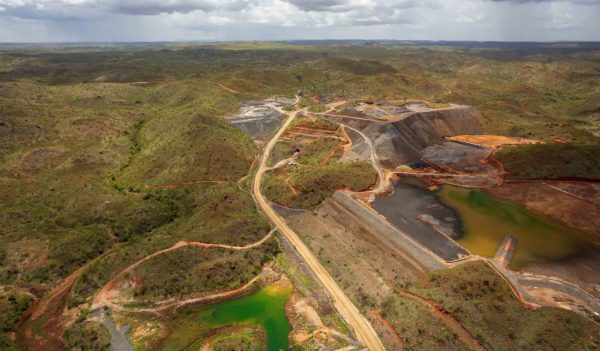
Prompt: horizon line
<box><xmin>1</xmin><ymin>39</ymin><xmax>600</xmax><ymax>46</ymax></box>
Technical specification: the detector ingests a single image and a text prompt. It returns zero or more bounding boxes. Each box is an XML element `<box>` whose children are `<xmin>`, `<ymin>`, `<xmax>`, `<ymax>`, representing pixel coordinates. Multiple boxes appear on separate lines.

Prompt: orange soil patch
<box><xmin>319</xmin><ymin>145</ymin><xmax>343</xmax><ymax>165</ymax></box>
<box><xmin>339</xmin><ymin>127</ymin><xmax>353</xmax><ymax>156</ymax></box>
<box><xmin>144</xmin><ymin>180</ymin><xmax>229</xmax><ymax>190</ymax></box>
<box><xmin>216</xmin><ymin>82</ymin><xmax>242</xmax><ymax>94</ymax></box>
<box><xmin>18</xmin><ymin>242</ymin><xmax>121</xmax><ymax>351</ymax></box>
<box><xmin>449</xmin><ymin>135</ymin><xmax>538</xmax><ymax>148</ymax></box>
<box><xmin>369</xmin><ymin>310</ymin><xmax>404</xmax><ymax>351</ymax></box>
<box><xmin>288</xmin><ymin>126</ymin><xmax>338</xmax><ymax>135</ymax></box>
<box><xmin>284</xmin><ymin>177</ymin><xmax>301</xmax><ymax>196</ymax></box>
<box><xmin>284</xmin><ymin>126</ymin><xmax>340</xmax><ymax>141</ymax></box>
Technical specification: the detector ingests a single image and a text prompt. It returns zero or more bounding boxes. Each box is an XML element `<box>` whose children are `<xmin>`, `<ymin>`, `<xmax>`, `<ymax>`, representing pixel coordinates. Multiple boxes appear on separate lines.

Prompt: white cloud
<box><xmin>0</xmin><ymin>0</ymin><xmax>597</xmax><ymax>41</ymax></box>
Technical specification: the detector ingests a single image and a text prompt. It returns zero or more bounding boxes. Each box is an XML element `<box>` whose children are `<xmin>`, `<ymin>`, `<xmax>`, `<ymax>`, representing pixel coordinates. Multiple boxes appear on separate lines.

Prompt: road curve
<box><xmin>253</xmin><ymin>105</ymin><xmax>386</xmax><ymax>351</ymax></box>
<box><xmin>339</xmin><ymin>123</ymin><xmax>386</xmax><ymax>194</ymax></box>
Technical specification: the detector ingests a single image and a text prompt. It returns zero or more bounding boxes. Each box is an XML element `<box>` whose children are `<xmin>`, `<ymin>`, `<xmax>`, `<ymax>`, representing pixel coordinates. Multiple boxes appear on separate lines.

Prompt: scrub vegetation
<box><xmin>0</xmin><ymin>290</ymin><xmax>32</xmax><ymax>350</ymax></box>
<box><xmin>397</xmin><ymin>261</ymin><xmax>600</xmax><ymax>351</ymax></box>
<box><xmin>131</xmin><ymin>241</ymin><xmax>280</xmax><ymax>302</ymax></box>
<box><xmin>264</xmin><ymin>156</ymin><xmax>377</xmax><ymax>209</ymax></box>
<box><xmin>496</xmin><ymin>143</ymin><xmax>600</xmax><ymax>180</ymax></box>
<box><xmin>63</xmin><ymin>321</ymin><xmax>110</xmax><ymax>351</ymax></box>
<box><xmin>263</xmin><ymin>113</ymin><xmax>377</xmax><ymax>209</ymax></box>
<box><xmin>382</xmin><ymin>296</ymin><xmax>470</xmax><ymax>351</ymax></box>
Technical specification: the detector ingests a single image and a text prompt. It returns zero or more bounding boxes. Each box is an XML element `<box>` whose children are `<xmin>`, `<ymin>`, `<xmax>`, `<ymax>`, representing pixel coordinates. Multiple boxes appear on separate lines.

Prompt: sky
<box><xmin>0</xmin><ymin>0</ymin><xmax>599</xmax><ymax>42</ymax></box>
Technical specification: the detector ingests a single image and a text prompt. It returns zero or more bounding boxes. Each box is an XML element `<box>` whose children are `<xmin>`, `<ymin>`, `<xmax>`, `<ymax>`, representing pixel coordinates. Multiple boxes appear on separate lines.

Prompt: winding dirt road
<box><xmin>339</xmin><ymin>124</ymin><xmax>386</xmax><ymax>194</ymax></box>
<box><xmin>92</xmin><ymin>228</ymin><xmax>276</xmax><ymax>310</ymax></box>
<box><xmin>253</xmin><ymin>102</ymin><xmax>386</xmax><ymax>351</ymax></box>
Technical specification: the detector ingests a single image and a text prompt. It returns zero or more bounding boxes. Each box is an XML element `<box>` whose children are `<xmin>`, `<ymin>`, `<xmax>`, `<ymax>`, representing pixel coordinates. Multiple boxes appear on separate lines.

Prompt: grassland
<box><xmin>0</xmin><ymin>289</ymin><xmax>32</xmax><ymax>350</ymax></box>
<box><xmin>63</xmin><ymin>321</ymin><xmax>110</xmax><ymax>351</ymax></box>
<box><xmin>130</xmin><ymin>241</ymin><xmax>279</xmax><ymax>302</ymax></box>
<box><xmin>496</xmin><ymin>143</ymin><xmax>600</xmax><ymax>179</ymax></box>
<box><xmin>264</xmin><ymin>135</ymin><xmax>377</xmax><ymax>209</ymax></box>
<box><xmin>382</xmin><ymin>296</ymin><xmax>470</xmax><ymax>351</ymax></box>
<box><xmin>398</xmin><ymin>261</ymin><xmax>600</xmax><ymax>351</ymax></box>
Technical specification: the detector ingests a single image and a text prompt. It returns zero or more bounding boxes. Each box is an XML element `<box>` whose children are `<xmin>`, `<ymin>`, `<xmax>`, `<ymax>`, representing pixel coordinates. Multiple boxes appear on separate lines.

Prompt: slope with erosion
<box><xmin>321</xmin><ymin>104</ymin><xmax>483</xmax><ymax>168</ymax></box>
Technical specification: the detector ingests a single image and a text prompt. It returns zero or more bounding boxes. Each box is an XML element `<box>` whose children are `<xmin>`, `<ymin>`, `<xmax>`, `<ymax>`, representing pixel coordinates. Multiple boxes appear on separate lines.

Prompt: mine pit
<box><xmin>225</xmin><ymin>100</ymin><xmax>284</xmax><ymax>139</ymax></box>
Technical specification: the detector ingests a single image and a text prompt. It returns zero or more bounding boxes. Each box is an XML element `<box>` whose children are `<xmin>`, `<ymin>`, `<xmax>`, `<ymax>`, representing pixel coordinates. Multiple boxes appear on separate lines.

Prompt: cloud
<box><xmin>0</xmin><ymin>0</ymin><xmax>255</xmax><ymax>18</ymax></box>
<box><xmin>110</xmin><ymin>0</ymin><xmax>217</xmax><ymax>15</ymax></box>
<box><xmin>0</xmin><ymin>0</ymin><xmax>597</xmax><ymax>42</ymax></box>
<box><xmin>284</xmin><ymin>0</ymin><xmax>352</xmax><ymax>12</ymax></box>
<box><xmin>488</xmin><ymin>0</ymin><xmax>600</xmax><ymax>3</ymax></box>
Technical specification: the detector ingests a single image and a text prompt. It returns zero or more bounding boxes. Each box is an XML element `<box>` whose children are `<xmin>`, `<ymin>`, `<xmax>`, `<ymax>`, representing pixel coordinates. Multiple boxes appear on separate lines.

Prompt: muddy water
<box><xmin>371</xmin><ymin>181</ymin><xmax>469</xmax><ymax>261</ymax></box>
<box><xmin>439</xmin><ymin>186</ymin><xmax>595</xmax><ymax>270</ymax></box>
<box><xmin>163</xmin><ymin>285</ymin><xmax>292</xmax><ymax>351</ymax></box>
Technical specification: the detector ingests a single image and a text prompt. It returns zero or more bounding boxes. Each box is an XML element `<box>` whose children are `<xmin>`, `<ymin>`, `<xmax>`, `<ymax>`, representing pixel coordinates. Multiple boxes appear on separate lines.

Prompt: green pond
<box><xmin>438</xmin><ymin>185</ymin><xmax>596</xmax><ymax>270</ymax></box>
<box><xmin>162</xmin><ymin>285</ymin><xmax>292</xmax><ymax>351</ymax></box>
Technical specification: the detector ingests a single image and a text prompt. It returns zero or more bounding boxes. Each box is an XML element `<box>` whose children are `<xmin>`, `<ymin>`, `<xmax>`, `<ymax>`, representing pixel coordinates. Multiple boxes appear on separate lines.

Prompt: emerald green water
<box><xmin>439</xmin><ymin>186</ymin><xmax>596</xmax><ymax>270</ymax></box>
<box><xmin>162</xmin><ymin>285</ymin><xmax>292</xmax><ymax>351</ymax></box>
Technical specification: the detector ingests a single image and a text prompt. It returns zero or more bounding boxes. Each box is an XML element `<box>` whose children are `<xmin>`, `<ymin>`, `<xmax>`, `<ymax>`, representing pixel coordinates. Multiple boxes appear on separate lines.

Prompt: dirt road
<box><xmin>339</xmin><ymin>123</ymin><xmax>386</xmax><ymax>194</ymax></box>
<box><xmin>92</xmin><ymin>228</ymin><xmax>276</xmax><ymax>309</ymax></box>
<box><xmin>19</xmin><ymin>239</ymin><xmax>120</xmax><ymax>351</ymax></box>
<box><xmin>253</xmin><ymin>103</ymin><xmax>386</xmax><ymax>351</ymax></box>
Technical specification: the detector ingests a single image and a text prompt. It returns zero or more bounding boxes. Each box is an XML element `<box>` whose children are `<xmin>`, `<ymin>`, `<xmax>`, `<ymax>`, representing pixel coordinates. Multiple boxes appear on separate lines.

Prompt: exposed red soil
<box><xmin>143</xmin><ymin>180</ymin><xmax>229</xmax><ymax>190</ymax></box>
<box><xmin>486</xmin><ymin>181</ymin><xmax>600</xmax><ymax>240</ymax></box>
<box><xmin>284</xmin><ymin>177</ymin><xmax>301</xmax><ymax>196</ymax></box>
<box><xmin>369</xmin><ymin>309</ymin><xmax>404</xmax><ymax>351</ymax></box>
<box><xmin>17</xmin><ymin>240</ymin><xmax>121</xmax><ymax>351</ymax></box>
<box><xmin>286</xmin><ymin>126</ymin><xmax>339</xmax><ymax>137</ymax></box>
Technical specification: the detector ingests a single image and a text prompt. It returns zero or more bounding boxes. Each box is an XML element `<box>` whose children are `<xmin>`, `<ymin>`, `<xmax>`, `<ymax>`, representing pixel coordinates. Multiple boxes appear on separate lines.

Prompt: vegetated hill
<box><xmin>384</xmin><ymin>261</ymin><xmax>600</xmax><ymax>351</ymax></box>
<box><xmin>2</xmin><ymin>43</ymin><xmax>600</xmax><ymax>143</ymax></box>
<box><xmin>496</xmin><ymin>143</ymin><xmax>600</xmax><ymax>180</ymax></box>
<box><xmin>0</xmin><ymin>43</ymin><xmax>599</xmax><ymax>348</ymax></box>
<box><xmin>0</xmin><ymin>75</ymin><xmax>268</xmax><ymax>349</ymax></box>
<box><xmin>0</xmin><ymin>288</ymin><xmax>32</xmax><ymax>350</ymax></box>
<box><xmin>264</xmin><ymin>161</ymin><xmax>377</xmax><ymax>209</ymax></box>
<box><xmin>263</xmin><ymin>115</ymin><xmax>377</xmax><ymax>209</ymax></box>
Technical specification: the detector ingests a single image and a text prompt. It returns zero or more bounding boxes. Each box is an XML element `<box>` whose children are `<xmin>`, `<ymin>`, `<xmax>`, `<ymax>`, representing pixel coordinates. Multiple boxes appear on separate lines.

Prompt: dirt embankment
<box><xmin>382</xmin><ymin>107</ymin><xmax>483</xmax><ymax>167</ymax></box>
